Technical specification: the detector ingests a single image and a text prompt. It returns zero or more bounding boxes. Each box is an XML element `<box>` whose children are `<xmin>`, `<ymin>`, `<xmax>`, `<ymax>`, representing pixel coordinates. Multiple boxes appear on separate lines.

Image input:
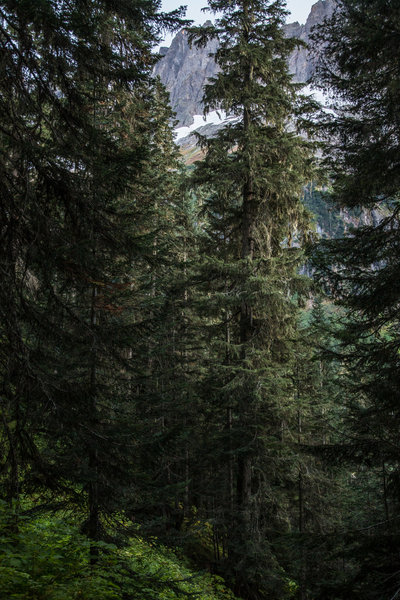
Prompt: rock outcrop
<box><xmin>286</xmin><ymin>0</ymin><xmax>335</xmax><ymax>82</ymax></box>
<box><xmin>154</xmin><ymin>0</ymin><xmax>336</xmax><ymax>127</ymax></box>
<box><xmin>153</xmin><ymin>21</ymin><xmax>219</xmax><ymax>127</ymax></box>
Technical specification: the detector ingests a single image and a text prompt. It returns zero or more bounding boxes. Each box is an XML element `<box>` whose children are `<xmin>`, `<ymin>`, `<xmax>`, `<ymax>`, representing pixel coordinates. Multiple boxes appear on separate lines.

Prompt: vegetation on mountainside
<box><xmin>1</xmin><ymin>0</ymin><xmax>400</xmax><ymax>599</ymax></box>
<box><xmin>0</xmin><ymin>501</ymin><xmax>238</xmax><ymax>600</ymax></box>
<box><xmin>187</xmin><ymin>1</ymin><xmax>318</xmax><ymax>597</ymax></box>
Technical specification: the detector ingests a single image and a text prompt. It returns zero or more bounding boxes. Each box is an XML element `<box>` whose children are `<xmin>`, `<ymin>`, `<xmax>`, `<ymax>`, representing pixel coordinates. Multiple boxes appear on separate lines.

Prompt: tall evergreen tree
<box><xmin>188</xmin><ymin>2</ymin><xmax>316</xmax><ymax>597</ymax></box>
<box><xmin>0</xmin><ymin>0</ymin><xmax>186</xmax><ymax>543</ymax></box>
<box><xmin>312</xmin><ymin>1</ymin><xmax>400</xmax><ymax>597</ymax></box>
<box><xmin>123</xmin><ymin>80</ymin><xmax>203</xmax><ymax>537</ymax></box>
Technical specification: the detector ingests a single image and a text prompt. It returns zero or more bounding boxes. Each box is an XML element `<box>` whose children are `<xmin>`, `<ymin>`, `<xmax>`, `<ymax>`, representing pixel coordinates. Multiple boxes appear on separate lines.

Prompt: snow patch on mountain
<box><xmin>303</xmin><ymin>83</ymin><xmax>338</xmax><ymax>117</ymax></box>
<box><xmin>174</xmin><ymin>85</ymin><xmax>331</xmax><ymax>147</ymax></box>
<box><xmin>303</xmin><ymin>84</ymin><xmax>327</xmax><ymax>105</ymax></box>
<box><xmin>174</xmin><ymin>110</ymin><xmax>239</xmax><ymax>141</ymax></box>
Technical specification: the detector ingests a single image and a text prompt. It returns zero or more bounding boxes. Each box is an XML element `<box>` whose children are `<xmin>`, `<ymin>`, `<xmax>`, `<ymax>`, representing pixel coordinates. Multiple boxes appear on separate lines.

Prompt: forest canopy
<box><xmin>1</xmin><ymin>1</ymin><xmax>400</xmax><ymax>599</ymax></box>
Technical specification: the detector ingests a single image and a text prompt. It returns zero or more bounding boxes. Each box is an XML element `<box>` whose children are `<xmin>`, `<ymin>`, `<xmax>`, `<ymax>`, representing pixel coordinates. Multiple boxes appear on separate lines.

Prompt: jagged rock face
<box><xmin>287</xmin><ymin>0</ymin><xmax>335</xmax><ymax>82</ymax></box>
<box><xmin>154</xmin><ymin>0</ymin><xmax>335</xmax><ymax>127</ymax></box>
<box><xmin>153</xmin><ymin>22</ymin><xmax>219</xmax><ymax>127</ymax></box>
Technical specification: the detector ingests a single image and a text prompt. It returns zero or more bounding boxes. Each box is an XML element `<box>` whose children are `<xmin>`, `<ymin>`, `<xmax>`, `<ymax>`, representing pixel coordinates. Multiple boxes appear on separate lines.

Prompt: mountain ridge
<box><xmin>154</xmin><ymin>0</ymin><xmax>335</xmax><ymax>127</ymax></box>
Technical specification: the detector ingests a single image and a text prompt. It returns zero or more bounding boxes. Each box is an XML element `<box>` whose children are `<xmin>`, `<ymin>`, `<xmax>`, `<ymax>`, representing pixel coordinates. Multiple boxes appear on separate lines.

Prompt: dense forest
<box><xmin>1</xmin><ymin>0</ymin><xmax>399</xmax><ymax>599</ymax></box>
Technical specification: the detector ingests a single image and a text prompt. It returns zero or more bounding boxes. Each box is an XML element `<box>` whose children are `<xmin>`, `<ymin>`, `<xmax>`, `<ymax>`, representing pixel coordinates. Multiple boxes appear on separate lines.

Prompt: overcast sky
<box><xmin>159</xmin><ymin>0</ymin><xmax>316</xmax><ymax>47</ymax></box>
<box><xmin>161</xmin><ymin>0</ymin><xmax>316</xmax><ymax>28</ymax></box>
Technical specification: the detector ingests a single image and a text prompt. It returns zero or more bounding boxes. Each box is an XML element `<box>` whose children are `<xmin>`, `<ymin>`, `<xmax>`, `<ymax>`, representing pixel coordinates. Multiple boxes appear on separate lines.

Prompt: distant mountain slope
<box><xmin>154</xmin><ymin>0</ymin><xmax>335</xmax><ymax>127</ymax></box>
<box><xmin>154</xmin><ymin>22</ymin><xmax>219</xmax><ymax>128</ymax></box>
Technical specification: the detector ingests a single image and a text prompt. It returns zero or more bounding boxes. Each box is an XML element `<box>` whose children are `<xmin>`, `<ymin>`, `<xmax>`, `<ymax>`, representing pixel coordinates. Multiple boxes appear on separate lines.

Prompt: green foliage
<box><xmin>0</xmin><ymin>502</ymin><xmax>116</xmax><ymax>599</ymax></box>
<box><xmin>3</xmin><ymin>0</ymin><xmax>399</xmax><ymax>598</ymax></box>
<box><xmin>0</xmin><ymin>0</ymin><xmax>188</xmax><ymax>538</ymax></box>
<box><xmin>310</xmin><ymin>1</ymin><xmax>400</xmax><ymax>597</ymax></box>
<box><xmin>185</xmin><ymin>2</ymin><xmax>319</xmax><ymax>598</ymax></box>
<box><xmin>0</xmin><ymin>501</ymin><xmax>239</xmax><ymax>600</ymax></box>
<box><xmin>302</xmin><ymin>185</ymin><xmax>345</xmax><ymax>239</ymax></box>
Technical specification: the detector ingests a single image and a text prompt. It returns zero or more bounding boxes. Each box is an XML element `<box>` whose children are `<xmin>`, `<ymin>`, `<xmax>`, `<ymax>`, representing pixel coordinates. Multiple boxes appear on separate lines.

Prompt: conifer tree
<box><xmin>122</xmin><ymin>79</ymin><xmax>203</xmax><ymax>537</ymax></box>
<box><xmin>0</xmin><ymin>0</ymin><xmax>186</xmax><ymax>543</ymax></box>
<box><xmin>282</xmin><ymin>298</ymin><xmax>347</xmax><ymax>599</ymax></box>
<box><xmin>189</xmin><ymin>2</ymin><xmax>316</xmax><ymax>597</ymax></box>
<box><xmin>312</xmin><ymin>1</ymin><xmax>400</xmax><ymax>597</ymax></box>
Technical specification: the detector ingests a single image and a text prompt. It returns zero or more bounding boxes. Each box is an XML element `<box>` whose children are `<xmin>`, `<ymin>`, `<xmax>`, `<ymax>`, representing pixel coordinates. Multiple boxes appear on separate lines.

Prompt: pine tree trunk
<box><xmin>88</xmin><ymin>284</ymin><xmax>99</xmax><ymax>564</ymax></box>
<box><xmin>2</xmin><ymin>409</ymin><xmax>19</xmax><ymax>503</ymax></box>
<box><xmin>227</xmin><ymin>406</ymin><xmax>234</xmax><ymax>514</ymax></box>
<box><xmin>88</xmin><ymin>81</ymin><xmax>100</xmax><ymax>561</ymax></box>
<box><xmin>298</xmin><ymin>403</ymin><xmax>305</xmax><ymax>600</ymax></box>
<box><xmin>237</xmin><ymin>4</ymin><xmax>255</xmax><ymax>543</ymax></box>
<box><xmin>225</xmin><ymin>301</ymin><xmax>234</xmax><ymax>516</ymax></box>
<box><xmin>382</xmin><ymin>459</ymin><xmax>389</xmax><ymax>525</ymax></box>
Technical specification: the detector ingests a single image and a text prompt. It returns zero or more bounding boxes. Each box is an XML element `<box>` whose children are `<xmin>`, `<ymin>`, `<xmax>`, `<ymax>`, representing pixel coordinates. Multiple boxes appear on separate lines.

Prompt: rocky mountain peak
<box><xmin>153</xmin><ymin>0</ymin><xmax>336</xmax><ymax>127</ymax></box>
<box><xmin>307</xmin><ymin>0</ymin><xmax>335</xmax><ymax>25</ymax></box>
<box><xmin>153</xmin><ymin>25</ymin><xmax>219</xmax><ymax>127</ymax></box>
<box><xmin>287</xmin><ymin>0</ymin><xmax>335</xmax><ymax>84</ymax></box>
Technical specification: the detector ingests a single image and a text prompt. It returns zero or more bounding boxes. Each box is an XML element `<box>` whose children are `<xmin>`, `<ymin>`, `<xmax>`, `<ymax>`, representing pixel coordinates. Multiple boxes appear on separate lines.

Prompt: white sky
<box><xmin>161</xmin><ymin>0</ymin><xmax>315</xmax><ymax>28</ymax></box>
<box><xmin>160</xmin><ymin>0</ymin><xmax>316</xmax><ymax>47</ymax></box>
